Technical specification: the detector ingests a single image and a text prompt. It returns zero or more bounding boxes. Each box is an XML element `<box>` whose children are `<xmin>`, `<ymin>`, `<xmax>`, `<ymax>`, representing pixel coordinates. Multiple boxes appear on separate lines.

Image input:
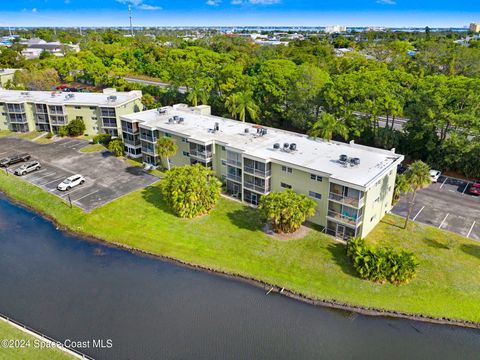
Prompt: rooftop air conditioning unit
<box><xmin>283</xmin><ymin>143</ymin><xmax>290</xmax><ymax>151</ymax></box>
<box><xmin>273</xmin><ymin>143</ymin><xmax>280</xmax><ymax>150</ymax></box>
<box><xmin>214</xmin><ymin>122</ymin><xmax>220</xmax><ymax>131</ymax></box>
<box><xmin>157</xmin><ymin>107</ymin><xmax>167</xmax><ymax>114</ymax></box>
<box><xmin>350</xmin><ymin>157</ymin><xmax>360</xmax><ymax>166</ymax></box>
<box><xmin>244</xmin><ymin>128</ymin><xmax>249</xmax><ymax>134</ymax></box>
<box><xmin>289</xmin><ymin>143</ymin><xmax>297</xmax><ymax>151</ymax></box>
<box><xmin>339</xmin><ymin>154</ymin><xmax>348</xmax><ymax>163</ymax></box>
<box><xmin>168</xmin><ymin>117</ymin><xmax>174</xmax><ymax>123</ymax></box>
<box><xmin>178</xmin><ymin>117</ymin><xmax>184</xmax><ymax>124</ymax></box>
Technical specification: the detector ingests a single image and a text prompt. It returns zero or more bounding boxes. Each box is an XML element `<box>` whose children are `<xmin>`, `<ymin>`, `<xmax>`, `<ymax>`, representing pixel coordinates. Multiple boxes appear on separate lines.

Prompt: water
<box><xmin>0</xmin><ymin>194</ymin><xmax>479</xmax><ymax>360</ymax></box>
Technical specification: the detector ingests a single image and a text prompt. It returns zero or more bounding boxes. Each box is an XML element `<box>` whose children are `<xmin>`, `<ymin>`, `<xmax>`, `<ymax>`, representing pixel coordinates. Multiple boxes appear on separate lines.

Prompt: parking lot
<box><xmin>0</xmin><ymin>137</ymin><xmax>159</xmax><ymax>211</ymax></box>
<box><xmin>392</xmin><ymin>175</ymin><xmax>480</xmax><ymax>240</ymax></box>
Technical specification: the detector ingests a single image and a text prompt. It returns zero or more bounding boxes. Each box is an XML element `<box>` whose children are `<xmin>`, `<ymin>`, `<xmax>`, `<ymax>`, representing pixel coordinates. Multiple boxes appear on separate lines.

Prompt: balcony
<box><xmin>226</xmin><ymin>158</ymin><xmax>242</xmax><ymax>168</ymax></box>
<box><xmin>244</xmin><ymin>181</ymin><xmax>270</xmax><ymax>194</ymax></box>
<box><xmin>140</xmin><ymin>134</ymin><xmax>156</xmax><ymax>143</ymax></box>
<box><xmin>9</xmin><ymin>117</ymin><xmax>27</xmax><ymax>124</ymax></box>
<box><xmin>124</xmin><ymin>138</ymin><xmax>141</xmax><ymax>147</ymax></box>
<box><xmin>327</xmin><ymin>210</ymin><xmax>363</xmax><ymax>227</ymax></box>
<box><xmin>227</xmin><ymin>173</ymin><xmax>242</xmax><ymax>183</ymax></box>
<box><xmin>141</xmin><ymin>146</ymin><xmax>156</xmax><ymax>155</ymax></box>
<box><xmin>49</xmin><ymin>109</ymin><xmax>64</xmax><ymax>115</ymax></box>
<box><xmin>243</xmin><ymin>166</ymin><xmax>271</xmax><ymax>178</ymax></box>
<box><xmin>190</xmin><ymin>150</ymin><xmax>213</xmax><ymax>159</ymax></box>
<box><xmin>122</xmin><ymin>125</ymin><xmax>138</xmax><ymax>134</ymax></box>
<box><xmin>328</xmin><ymin>192</ymin><xmax>364</xmax><ymax>208</ymax></box>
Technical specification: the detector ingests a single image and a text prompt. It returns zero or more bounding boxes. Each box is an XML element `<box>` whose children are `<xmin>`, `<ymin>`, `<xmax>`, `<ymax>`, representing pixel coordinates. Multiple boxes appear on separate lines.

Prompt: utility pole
<box><xmin>129</xmin><ymin>5</ymin><xmax>134</xmax><ymax>36</ymax></box>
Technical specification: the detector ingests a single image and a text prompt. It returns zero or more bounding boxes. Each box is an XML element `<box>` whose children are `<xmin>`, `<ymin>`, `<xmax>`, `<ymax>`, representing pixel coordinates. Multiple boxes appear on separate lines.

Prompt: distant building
<box><xmin>20</xmin><ymin>38</ymin><xmax>80</xmax><ymax>59</ymax></box>
<box><xmin>325</xmin><ymin>25</ymin><xmax>347</xmax><ymax>34</ymax></box>
<box><xmin>470</xmin><ymin>23</ymin><xmax>480</xmax><ymax>33</ymax></box>
<box><xmin>0</xmin><ymin>69</ymin><xmax>17</xmax><ymax>88</ymax></box>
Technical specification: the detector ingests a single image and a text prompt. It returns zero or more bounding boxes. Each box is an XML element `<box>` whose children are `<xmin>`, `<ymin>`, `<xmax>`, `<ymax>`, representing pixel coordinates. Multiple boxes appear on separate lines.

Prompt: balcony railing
<box><xmin>328</xmin><ymin>192</ymin><xmax>364</xmax><ymax>208</ymax></box>
<box><xmin>141</xmin><ymin>146</ymin><xmax>156</xmax><ymax>155</ymax></box>
<box><xmin>51</xmin><ymin>118</ymin><xmax>67</xmax><ymax>125</ymax></box>
<box><xmin>226</xmin><ymin>159</ymin><xmax>242</xmax><ymax>167</ymax></box>
<box><xmin>140</xmin><ymin>134</ymin><xmax>156</xmax><ymax>142</ymax></box>
<box><xmin>327</xmin><ymin>210</ymin><xmax>363</xmax><ymax>227</ymax></box>
<box><xmin>122</xmin><ymin>126</ymin><xmax>138</xmax><ymax>134</ymax></box>
<box><xmin>190</xmin><ymin>150</ymin><xmax>213</xmax><ymax>159</ymax></box>
<box><xmin>49</xmin><ymin>109</ymin><xmax>64</xmax><ymax>115</ymax></box>
<box><xmin>244</xmin><ymin>181</ymin><xmax>270</xmax><ymax>194</ymax></box>
<box><xmin>124</xmin><ymin>138</ymin><xmax>141</xmax><ymax>146</ymax></box>
<box><xmin>227</xmin><ymin>173</ymin><xmax>242</xmax><ymax>183</ymax></box>
<box><xmin>243</xmin><ymin>166</ymin><xmax>271</xmax><ymax>178</ymax></box>
<box><xmin>9</xmin><ymin>117</ymin><xmax>27</xmax><ymax>124</ymax></box>
<box><xmin>102</xmin><ymin>123</ymin><xmax>118</xmax><ymax>129</ymax></box>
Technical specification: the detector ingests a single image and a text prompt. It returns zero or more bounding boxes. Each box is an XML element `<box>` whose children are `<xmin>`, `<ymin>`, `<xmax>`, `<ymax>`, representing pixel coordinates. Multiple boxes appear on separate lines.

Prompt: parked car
<box><xmin>14</xmin><ymin>161</ymin><xmax>41</xmax><ymax>176</ymax></box>
<box><xmin>429</xmin><ymin>170</ymin><xmax>442</xmax><ymax>183</ymax></box>
<box><xmin>0</xmin><ymin>153</ymin><xmax>31</xmax><ymax>167</ymax></box>
<box><xmin>57</xmin><ymin>174</ymin><xmax>85</xmax><ymax>191</ymax></box>
<box><xmin>467</xmin><ymin>182</ymin><xmax>480</xmax><ymax>196</ymax></box>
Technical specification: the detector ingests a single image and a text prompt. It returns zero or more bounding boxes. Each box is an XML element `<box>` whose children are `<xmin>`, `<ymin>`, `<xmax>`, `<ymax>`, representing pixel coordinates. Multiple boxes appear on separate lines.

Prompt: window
<box><xmin>164</xmin><ymin>132</ymin><xmax>171</xmax><ymax>138</ymax></box>
<box><xmin>76</xmin><ymin>116</ymin><xmax>83</xmax><ymax>121</ymax></box>
<box><xmin>74</xmin><ymin>106</ymin><xmax>81</xmax><ymax>109</ymax></box>
<box><xmin>221</xmin><ymin>146</ymin><xmax>226</xmax><ymax>151</ymax></box>
<box><xmin>182</xmin><ymin>138</ymin><xmax>188</xmax><ymax>143</ymax></box>
<box><xmin>90</xmin><ymin>106</ymin><xmax>96</xmax><ymax>110</ymax></box>
<box><xmin>309</xmin><ymin>191</ymin><xmax>322</xmax><ymax>200</ymax></box>
<box><xmin>221</xmin><ymin>159</ymin><xmax>227</xmax><ymax>166</ymax></box>
<box><xmin>91</xmin><ymin>116</ymin><xmax>97</xmax><ymax>120</ymax></box>
<box><xmin>281</xmin><ymin>166</ymin><xmax>293</xmax><ymax>173</ymax></box>
<box><xmin>310</xmin><ymin>174</ymin><xmax>322</xmax><ymax>182</ymax></box>
<box><xmin>183</xmin><ymin>151</ymin><xmax>190</xmax><ymax>157</ymax></box>
<box><xmin>280</xmin><ymin>182</ymin><xmax>292</xmax><ymax>189</ymax></box>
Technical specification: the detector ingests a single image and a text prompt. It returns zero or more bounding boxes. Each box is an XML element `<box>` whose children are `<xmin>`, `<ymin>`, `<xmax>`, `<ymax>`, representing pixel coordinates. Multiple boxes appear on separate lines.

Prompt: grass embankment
<box><xmin>0</xmin><ymin>319</ymin><xmax>75</xmax><ymax>360</ymax></box>
<box><xmin>0</xmin><ymin>171</ymin><xmax>479</xmax><ymax>323</ymax></box>
<box><xmin>0</xmin><ymin>130</ymin><xmax>12</xmax><ymax>138</ymax></box>
<box><xmin>79</xmin><ymin>144</ymin><xmax>106</xmax><ymax>153</ymax></box>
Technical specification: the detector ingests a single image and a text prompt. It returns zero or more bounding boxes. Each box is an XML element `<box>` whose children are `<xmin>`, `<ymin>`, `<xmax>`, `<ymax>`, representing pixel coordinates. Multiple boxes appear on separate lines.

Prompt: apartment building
<box><xmin>0</xmin><ymin>69</ymin><xmax>16</xmax><ymax>88</ymax></box>
<box><xmin>121</xmin><ymin>104</ymin><xmax>404</xmax><ymax>239</ymax></box>
<box><xmin>470</xmin><ymin>23</ymin><xmax>480</xmax><ymax>33</ymax></box>
<box><xmin>0</xmin><ymin>89</ymin><xmax>142</xmax><ymax>135</ymax></box>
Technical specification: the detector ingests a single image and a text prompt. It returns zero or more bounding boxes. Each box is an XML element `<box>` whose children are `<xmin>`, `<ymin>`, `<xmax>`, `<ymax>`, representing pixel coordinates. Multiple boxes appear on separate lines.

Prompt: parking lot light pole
<box><xmin>67</xmin><ymin>194</ymin><xmax>72</xmax><ymax>208</ymax></box>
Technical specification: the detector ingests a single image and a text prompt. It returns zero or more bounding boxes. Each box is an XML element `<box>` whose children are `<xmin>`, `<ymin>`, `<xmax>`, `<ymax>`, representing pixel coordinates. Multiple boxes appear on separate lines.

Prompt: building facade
<box><xmin>0</xmin><ymin>89</ymin><xmax>142</xmax><ymax>136</ymax></box>
<box><xmin>470</xmin><ymin>23</ymin><xmax>480</xmax><ymax>33</ymax></box>
<box><xmin>121</xmin><ymin>104</ymin><xmax>404</xmax><ymax>239</ymax></box>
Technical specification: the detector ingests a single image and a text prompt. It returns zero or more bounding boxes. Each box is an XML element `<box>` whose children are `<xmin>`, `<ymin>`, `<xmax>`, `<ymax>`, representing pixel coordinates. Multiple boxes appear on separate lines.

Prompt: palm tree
<box><xmin>393</xmin><ymin>174</ymin><xmax>409</xmax><ymax>204</ymax></box>
<box><xmin>156</xmin><ymin>137</ymin><xmax>178</xmax><ymax>171</ymax></box>
<box><xmin>225</xmin><ymin>91</ymin><xmax>259</xmax><ymax>122</ymax></box>
<box><xmin>403</xmin><ymin>160</ymin><xmax>431</xmax><ymax>229</ymax></box>
<box><xmin>308</xmin><ymin>113</ymin><xmax>348</xmax><ymax>141</ymax></box>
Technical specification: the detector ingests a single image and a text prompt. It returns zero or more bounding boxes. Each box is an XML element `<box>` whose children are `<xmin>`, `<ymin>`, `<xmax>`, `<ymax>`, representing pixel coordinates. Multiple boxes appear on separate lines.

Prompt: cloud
<box><xmin>116</xmin><ymin>0</ymin><xmax>161</xmax><ymax>10</ymax></box>
<box><xmin>31</xmin><ymin>8</ymin><xmax>38</xmax><ymax>13</ymax></box>
<box><xmin>231</xmin><ymin>0</ymin><xmax>281</xmax><ymax>4</ymax></box>
<box><xmin>376</xmin><ymin>0</ymin><xmax>396</xmax><ymax>4</ymax></box>
<box><xmin>207</xmin><ymin>0</ymin><xmax>222</xmax><ymax>5</ymax></box>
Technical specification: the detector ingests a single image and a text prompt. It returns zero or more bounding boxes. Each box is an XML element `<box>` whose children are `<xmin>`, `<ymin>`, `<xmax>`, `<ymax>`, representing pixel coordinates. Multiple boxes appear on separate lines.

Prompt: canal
<box><xmin>0</xmin><ymin>194</ymin><xmax>479</xmax><ymax>359</ymax></box>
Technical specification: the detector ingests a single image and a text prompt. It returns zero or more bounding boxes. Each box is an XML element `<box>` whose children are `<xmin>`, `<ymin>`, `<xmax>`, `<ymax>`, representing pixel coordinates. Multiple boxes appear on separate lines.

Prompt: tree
<box><xmin>225</xmin><ymin>91</ymin><xmax>259</xmax><ymax>122</ymax></box>
<box><xmin>160</xmin><ymin>164</ymin><xmax>222</xmax><ymax>219</ymax></box>
<box><xmin>156</xmin><ymin>137</ymin><xmax>178</xmax><ymax>170</ymax></box>
<box><xmin>308</xmin><ymin>113</ymin><xmax>348</xmax><ymax>141</ymax></box>
<box><xmin>108</xmin><ymin>139</ymin><xmax>124</xmax><ymax>157</ymax></box>
<box><xmin>404</xmin><ymin>161</ymin><xmax>431</xmax><ymax>229</ymax></box>
<box><xmin>392</xmin><ymin>174</ymin><xmax>409</xmax><ymax>204</ymax></box>
<box><xmin>14</xmin><ymin>68</ymin><xmax>60</xmax><ymax>91</ymax></box>
<box><xmin>259</xmin><ymin>189</ymin><xmax>317</xmax><ymax>234</ymax></box>
<box><xmin>65</xmin><ymin>118</ymin><xmax>86</xmax><ymax>136</ymax></box>
<box><xmin>141</xmin><ymin>93</ymin><xmax>158</xmax><ymax>110</ymax></box>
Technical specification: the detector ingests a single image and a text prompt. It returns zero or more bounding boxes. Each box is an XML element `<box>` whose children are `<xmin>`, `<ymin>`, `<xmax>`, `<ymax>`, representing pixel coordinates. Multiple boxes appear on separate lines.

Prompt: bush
<box><xmin>93</xmin><ymin>134</ymin><xmax>112</xmax><ymax>146</ymax></box>
<box><xmin>45</xmin><ymin>132</ymin><xmax>53</xmax><ymax>139</ymax></box>
<box><xmin>346</xmin><ymin>237</ymin><xmax>419</xmax><ymax>285</ymax></box>
<box><xmin>160</xmin><ymin>164</ymin><xmax>222</xmax><ymax>219</ymax></box>
<box><xmin>65</xmin><ymin>118</ymin><xmax>86</xmax><ymax>137</ymax></box>
<box><xmin>108</xmin><ymin>139</ymin><xmax>124</xmax><ymax>157</ymax></box>
<box><xmin>57</xmin><ymin>127</ymin><xmax>68</xmax><ymax>137</ymax></box>
<box><xmin>259</xmin><ymin>189</ymin><xmax>316</xmax><ymax>233</ymax></box>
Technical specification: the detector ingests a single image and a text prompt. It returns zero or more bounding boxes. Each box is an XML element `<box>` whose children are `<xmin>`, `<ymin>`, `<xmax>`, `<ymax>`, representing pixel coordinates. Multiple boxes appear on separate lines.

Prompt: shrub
<box><xmin>108</xmin><ymin>139</ymin><xmax>124</xmax><ymax>157</ymax></box>
<box><xmin>57</xmin><ymin>126</ymin><xmax>68</xmax><ymax>137</ymax></box>
<box><xmin>45</xmin><ymin>132</ymin><xmax>53</xmax><ymax>139</ymax></box>
<box><xmin>160</xmin><ymin>164</ymin><xmax>222</xmax><ymax>219</ymax></box>
<box><xmin>346</xmin><ymin>237</ymin><xmax>418</xmax><ymax>285</ymax></box>
<box><xmin>93</xmin><ymin>133</ymin><xmax>112</xmax><ymax>146</ymax></box>
<box><xmin>259</xmin><ymin>189</ymin><xmax>316</xmax><ymax>233</ymax></box>
<box><xmin>65</xmin><ymin>118</ymin><xmax>86</xmax><ymax>137</ymax></box>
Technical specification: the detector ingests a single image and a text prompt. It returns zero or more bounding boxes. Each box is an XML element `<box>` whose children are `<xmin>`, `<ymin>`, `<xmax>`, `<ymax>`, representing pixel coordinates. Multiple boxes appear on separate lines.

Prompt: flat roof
<box><xmin>122</xmin><ymin>106</ymin><xmax>403</xmax><ymax>189</ymax></box>
<box><xmin>0</xmin><ymin>89</ymin><xmax>142</xmax><ymax>107</ymax></box>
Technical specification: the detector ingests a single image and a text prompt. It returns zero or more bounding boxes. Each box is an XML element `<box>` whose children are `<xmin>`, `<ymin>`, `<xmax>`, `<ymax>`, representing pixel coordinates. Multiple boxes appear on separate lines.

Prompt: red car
<box><xmin>467</xmin><ymin>182</ymin><xmax>480</xmax><ymax>196</ymax></box>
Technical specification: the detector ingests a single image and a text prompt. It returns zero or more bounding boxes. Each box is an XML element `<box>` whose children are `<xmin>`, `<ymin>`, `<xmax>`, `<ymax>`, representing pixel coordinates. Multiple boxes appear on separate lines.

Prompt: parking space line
<box><xmin>467</xmin><ymin>221</ymin><xmax>476</xmax><ymax>238</ymax></box>
<box><xmin>72</xmin><ymin>190</ymin><xmax>99</xmax><ymax>202</ymax></box>
<box><xmin>439</xmin><ymin>213</ymin><xmax>450</xmax><ymax>229</ymax></box>
<box><xmin>39</xmin><ymin>177</ymin><xmax>66</xmax><ymax>186</ymax></box>
<box><xmin>439</xmin><ymin>177</ymin><xmax>448</xmax><ymax>189</ymax></box>
<box><xmin>412</xmin><ymin>206</ymin><xmax>425</xmax><ymax>221</ymax></box>
<box><xmin>462</xmin><ymin>182</ymin><xmax>471</xmax><ymax>195</ymax></box>
<box><xmin>24</xmin><ymin>169</ymin><xmax>47</xmax><ymax>177</ymax></box>
<box><xmin>30</xmin><ymin>171</ymin><xmax>57</xmax><ymax>181</ymax></box>
<box><xmin>61</xmin><ymin>185</ymin><xmax>90</xmax><ymax>197</ymax></box>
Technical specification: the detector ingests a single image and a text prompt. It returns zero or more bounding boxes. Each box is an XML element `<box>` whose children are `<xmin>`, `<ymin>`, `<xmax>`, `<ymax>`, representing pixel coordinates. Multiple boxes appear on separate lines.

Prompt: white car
<box><xmin>429</xmin><ymin>170</ymin><xmax>442</xmax><ymax>183</ymax></box>
<box><xmin>57</xmin><ymin>174</ymin><xmax>85</xmax><ymax>191</ymax></box>
<box><xmin>14</xmin><ymin>161</ymin><xmax>41</xmax><ymax>176</ymax></box>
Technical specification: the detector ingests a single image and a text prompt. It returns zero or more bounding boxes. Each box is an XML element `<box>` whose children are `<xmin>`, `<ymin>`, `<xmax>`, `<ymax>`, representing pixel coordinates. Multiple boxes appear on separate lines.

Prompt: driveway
<box><xmin>392</xmin><ymin>175</ymin><xmax>480</xmax><ymax>240</ymax></box>
<box><xmin>0</xmin><ymin>137</ymin><xmax>159</xmax><ymax>211</ymax></box>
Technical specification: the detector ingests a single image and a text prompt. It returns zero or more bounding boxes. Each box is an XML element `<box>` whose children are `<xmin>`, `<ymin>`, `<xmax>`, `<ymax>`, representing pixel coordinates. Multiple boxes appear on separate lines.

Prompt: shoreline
<box><xmin>1</xmin><ymin>191</ymin><xmax>479</xmax><ymax>331</ymax></box>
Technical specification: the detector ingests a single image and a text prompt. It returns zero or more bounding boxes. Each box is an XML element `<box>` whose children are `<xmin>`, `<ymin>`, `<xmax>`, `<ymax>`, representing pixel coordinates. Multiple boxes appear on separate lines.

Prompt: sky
<box><xmin>0</xmin><ymin>0</ymin><xmax>479</xmax><ymax>28</ymax></box>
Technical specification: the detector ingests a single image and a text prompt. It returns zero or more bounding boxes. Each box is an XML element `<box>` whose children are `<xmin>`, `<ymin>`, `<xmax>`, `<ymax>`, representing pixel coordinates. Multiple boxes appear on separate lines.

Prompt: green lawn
<box><xmin>0</xmin><ymin>320</ymin><xmax>75</xmax><ymax>359</ymax></box>
<box><xmin>125</xmin><ymin>157</ymin><xmax>165</xmax><ymax>178</ymax></box>
<box><xmin>0</xmin><ymin>171</ymin><xmax>479</xmax><ymax>323</ymax></box>
<box><xmin>0</xmin><ymin>130</ymin><xmax>12</xmax><ymax>138</ymax></box>
<box><xmin>9</xmin><ymin>131</ymin><xmax>43</xmax><ymax>140</ymax></box>
<box><xmin>79</xmin><ymin>143</ymin><xmax>106</xmax><ymax>153</ymax></box>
